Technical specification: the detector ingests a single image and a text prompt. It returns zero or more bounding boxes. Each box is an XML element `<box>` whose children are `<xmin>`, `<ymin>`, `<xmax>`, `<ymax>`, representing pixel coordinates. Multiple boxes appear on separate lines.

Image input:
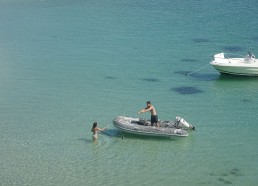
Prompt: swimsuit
<box><xmin>151</xmin><ymin>115</ymin><xmax>158</xmax><ymax>126</ymax></box>
<box><xmin>92</xmin><ymin>133</ymin><xmax>98</xmax><ymax>140</ymax></box>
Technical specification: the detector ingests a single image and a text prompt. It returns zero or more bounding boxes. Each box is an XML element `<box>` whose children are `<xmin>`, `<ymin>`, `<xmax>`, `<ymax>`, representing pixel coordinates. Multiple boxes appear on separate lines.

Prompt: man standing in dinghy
<box><xmin>138</xmin><ymin>101</ymin><xmax>160</xmax><ymax>127</ymax></box>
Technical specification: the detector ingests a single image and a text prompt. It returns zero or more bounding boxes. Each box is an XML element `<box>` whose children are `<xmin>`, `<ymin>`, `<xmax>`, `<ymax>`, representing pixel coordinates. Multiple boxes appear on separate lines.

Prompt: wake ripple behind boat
<box><xmin>113</xmin><ymin>116</ymin><xmax>195</xmax><ymax>137</ymax></box>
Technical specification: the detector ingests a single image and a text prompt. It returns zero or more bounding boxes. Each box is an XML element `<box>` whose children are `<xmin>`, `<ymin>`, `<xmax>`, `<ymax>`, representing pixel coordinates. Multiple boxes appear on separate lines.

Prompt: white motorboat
<box><xmin>210</xmin><ymin>51</ymin><xmax>258</xmax><ymax>76</ymax></box>
<box><xmin>113</xmin><ymin>116</ymin><xmax>195</xmax><ymax>137</ymax></box>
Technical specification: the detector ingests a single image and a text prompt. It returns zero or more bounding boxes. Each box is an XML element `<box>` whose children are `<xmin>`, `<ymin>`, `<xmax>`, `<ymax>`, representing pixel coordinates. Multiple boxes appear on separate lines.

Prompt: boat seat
<box><xmin>138</xmin><ymin>119</ymin><xmax>150</xmax><ymax>126</ymax></box>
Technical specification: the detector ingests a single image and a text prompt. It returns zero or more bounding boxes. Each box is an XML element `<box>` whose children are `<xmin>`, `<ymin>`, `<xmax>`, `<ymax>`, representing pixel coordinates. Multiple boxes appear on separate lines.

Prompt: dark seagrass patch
<box><xmin>142</xmin><ymin>78</ymin><xmax>160</xmax><ymax>82</ymax></box>
<box><xmin>192</xmin><ymin>38</ymin><xmax>210</xmax><ymax>43</ymax></box>
<box><xmin>171</xmin><ymin>86</ymin><xmax>203</xmax><ymax>95</ymax></box>
<box><xmin>223</xmin><ymin>46</ymin><xmax>245</xmax><ymax>52</ymax></box>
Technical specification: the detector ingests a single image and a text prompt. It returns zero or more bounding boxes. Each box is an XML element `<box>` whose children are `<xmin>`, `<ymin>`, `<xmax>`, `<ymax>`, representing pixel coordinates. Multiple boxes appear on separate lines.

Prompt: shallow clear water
<box><xmin>0</xmin><ymin>0</ymin><xmax>258</xmax><ymax>185</ymax></box>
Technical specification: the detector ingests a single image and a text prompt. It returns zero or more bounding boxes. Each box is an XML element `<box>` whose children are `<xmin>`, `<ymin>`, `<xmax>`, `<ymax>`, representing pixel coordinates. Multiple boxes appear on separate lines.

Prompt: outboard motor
<box><xmin>175</xmin><ymin>116</ymin><xmax>195</xmax><ymax>130</ymax></box>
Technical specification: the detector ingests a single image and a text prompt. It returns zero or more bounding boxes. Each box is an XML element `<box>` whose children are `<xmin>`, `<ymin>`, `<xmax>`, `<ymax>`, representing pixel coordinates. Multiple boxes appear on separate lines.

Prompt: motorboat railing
<box><xmin>213</xmin><ymin>52</ymin><xmax>255</xmax><ymax>63</ymax></box>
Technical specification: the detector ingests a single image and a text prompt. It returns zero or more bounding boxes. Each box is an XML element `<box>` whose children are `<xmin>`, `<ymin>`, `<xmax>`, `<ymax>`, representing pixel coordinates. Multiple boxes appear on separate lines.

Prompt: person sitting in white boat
<box><xmin>138</xmin><ymin>101</ymin><xmax>160</xmax><ymax>127</ymax></box>
<box><xmin>245</xmin><ymin>51</ymin><xmax>255</xmax><ymax>63</ymax></box>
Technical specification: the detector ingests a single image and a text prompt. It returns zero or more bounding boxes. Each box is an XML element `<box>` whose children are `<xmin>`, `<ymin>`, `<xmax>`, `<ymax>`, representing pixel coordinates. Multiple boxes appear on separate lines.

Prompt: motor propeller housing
<box><xmin>176</xmin><ymin>116</ymin><xmax>195</xmax><ymax>130</ymax></box>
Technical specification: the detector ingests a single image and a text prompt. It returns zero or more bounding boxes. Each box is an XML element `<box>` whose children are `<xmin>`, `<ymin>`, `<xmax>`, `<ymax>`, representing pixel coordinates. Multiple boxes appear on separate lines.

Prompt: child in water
<box><xmin>91</xmin><ymin>122</ymin><xmax>106</xmax><ymax>141</ymax></box>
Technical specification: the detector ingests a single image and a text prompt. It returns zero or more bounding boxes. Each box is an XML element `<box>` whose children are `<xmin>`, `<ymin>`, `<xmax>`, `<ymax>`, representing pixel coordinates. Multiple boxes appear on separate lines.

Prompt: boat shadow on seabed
<box><xmin>217</xmin><ymin>73</ymin><xmax>258</xmax><ymax>80</ymax></box>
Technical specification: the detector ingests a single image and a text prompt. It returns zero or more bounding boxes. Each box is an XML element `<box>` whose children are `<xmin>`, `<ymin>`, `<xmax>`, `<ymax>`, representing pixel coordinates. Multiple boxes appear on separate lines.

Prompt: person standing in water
<box><xmin>138</xmin><ymin>101</ymin><xmax>159</xmax><ymax>127</ymax></box>
<box><xmin>91</xmin><ymin>122</ymin><xmax>106</xmax><ymax>141</ymax></box>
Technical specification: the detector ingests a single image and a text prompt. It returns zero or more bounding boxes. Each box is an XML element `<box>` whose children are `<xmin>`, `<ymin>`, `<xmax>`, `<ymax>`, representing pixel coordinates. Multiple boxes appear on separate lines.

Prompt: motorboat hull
<box><xmin>210</xmin><ymin>53</ymin><xmax>258</xmax><ymax>76</ymax></box>
<box><xmin>113</xmin><ymin>116</ymin><xmax>194</xmax><ymax>137</ymax></box>
<box><xmin>210</xmin><ymin>61</ymin><xmax>258</xmax><ymax>76</ymax></box>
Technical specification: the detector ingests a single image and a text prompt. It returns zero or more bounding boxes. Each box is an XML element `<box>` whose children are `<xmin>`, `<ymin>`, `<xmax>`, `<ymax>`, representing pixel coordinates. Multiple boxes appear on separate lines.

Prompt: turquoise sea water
<box><xmin>1</xmin><ymin>0</ymin><xmax>258</xmax><ymax>185</ymax></box>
